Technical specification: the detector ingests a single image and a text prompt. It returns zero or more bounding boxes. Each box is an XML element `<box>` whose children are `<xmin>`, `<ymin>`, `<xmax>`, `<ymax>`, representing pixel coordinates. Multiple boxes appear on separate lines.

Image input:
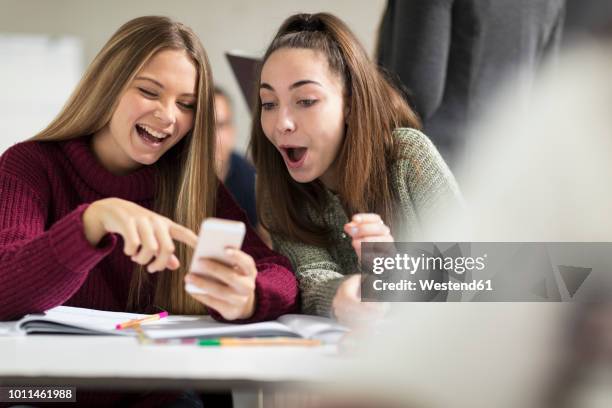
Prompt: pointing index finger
<box><xmin>169</xmin><ymin>223</ymin><xmax>198</xmax><ymax>248</ymax></box>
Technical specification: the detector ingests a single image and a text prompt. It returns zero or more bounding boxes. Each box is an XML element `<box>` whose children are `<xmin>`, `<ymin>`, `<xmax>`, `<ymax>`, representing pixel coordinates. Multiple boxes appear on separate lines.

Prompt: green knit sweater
<box><xmin>269</xmin><ymin>128</ymin><xmax>463</xmax><ymax>317</ymax></box>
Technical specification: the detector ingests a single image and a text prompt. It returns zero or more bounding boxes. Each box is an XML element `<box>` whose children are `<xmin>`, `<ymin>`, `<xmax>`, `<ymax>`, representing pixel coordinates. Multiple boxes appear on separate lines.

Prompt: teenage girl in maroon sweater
<box><xmin>0</xmin><ymin>16</ymin><xmax>298</xmax><ymax>323</ymax></box>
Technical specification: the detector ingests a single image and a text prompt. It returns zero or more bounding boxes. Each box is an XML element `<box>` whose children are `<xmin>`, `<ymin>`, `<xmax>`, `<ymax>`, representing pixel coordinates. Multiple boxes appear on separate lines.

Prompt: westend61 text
<box><xmin>372</xmin><ymin>279</ymin><xmax>493</xmax><ymax>292</ymax></box>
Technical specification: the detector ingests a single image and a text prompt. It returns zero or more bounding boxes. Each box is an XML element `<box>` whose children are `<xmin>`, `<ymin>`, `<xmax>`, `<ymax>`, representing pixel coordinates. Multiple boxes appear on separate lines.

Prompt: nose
<box><xmin>154</xmin><ymin>102</ymin><xmax>177</xmax><ymax>126</ymax></box>
<box><xmin>275</xmin><ymin>107</ymin><xmax>295</xmax><ymax>134</ymax></box>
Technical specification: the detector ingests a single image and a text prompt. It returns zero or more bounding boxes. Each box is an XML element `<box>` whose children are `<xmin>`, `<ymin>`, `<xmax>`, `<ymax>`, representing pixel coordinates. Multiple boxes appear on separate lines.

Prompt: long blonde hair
<box><xmin>32</xmin><ymin>16</ymin><xmax>217</xmax><ymax>314</ymax></box>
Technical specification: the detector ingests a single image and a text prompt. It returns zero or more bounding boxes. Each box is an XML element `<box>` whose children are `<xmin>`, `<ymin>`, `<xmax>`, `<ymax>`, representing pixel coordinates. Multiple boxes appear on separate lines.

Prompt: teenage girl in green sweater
<box><xmin>251</xmin><ymin>13</ymin><xmax>463</xmax><ymax>324</ymax></box>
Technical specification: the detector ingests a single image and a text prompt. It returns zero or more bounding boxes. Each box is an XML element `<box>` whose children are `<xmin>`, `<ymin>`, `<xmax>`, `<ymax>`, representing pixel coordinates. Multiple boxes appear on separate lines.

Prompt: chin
<box><xmin>133</xmin><ymin>154</ymin><xmax>161</xmax><ymax>166</ymax></box>
<box><xmin>288</xmin><ymin>169</ymin><xmax>318</xmax><ymax>184</ymax></box>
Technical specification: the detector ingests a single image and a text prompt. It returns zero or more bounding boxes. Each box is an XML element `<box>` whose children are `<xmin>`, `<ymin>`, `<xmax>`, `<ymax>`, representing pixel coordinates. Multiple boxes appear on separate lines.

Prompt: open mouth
<box><xmin>287</xmin><ymin>147</ymin><xmax>307</xmax><ymax>162</ymax></box>
<box><xmin>135</xmin><ymin>124</ymin><xmax>170</xmax><ymax>146</ymax></box>
<box><xmin>280</xmin><ymin>146</ymin><xmax>308</xmax><ymax>169</ymax></box>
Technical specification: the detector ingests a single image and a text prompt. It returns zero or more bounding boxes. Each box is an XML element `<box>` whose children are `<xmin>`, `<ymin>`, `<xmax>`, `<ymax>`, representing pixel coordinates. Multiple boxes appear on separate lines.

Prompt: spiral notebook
<box><xmin>2</xmin><ymin>306</ymin><xmax>348</xmax><ymax>344</ymax></box>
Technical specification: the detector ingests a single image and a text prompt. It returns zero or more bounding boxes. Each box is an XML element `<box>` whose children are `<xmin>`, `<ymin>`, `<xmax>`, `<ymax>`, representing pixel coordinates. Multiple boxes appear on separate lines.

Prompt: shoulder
<box><xmin>393</xmin><ymin>127</ymin><xmax>439</xmax><ymax>158</ymax></box>
<box><xmin>228</xmin><ymin>153</ymin><xmax>255</xmax><ymax>178</ymax></box>
<box><xmin>391</xmin><ymin>127</ymin><xmax>460</xmax><ymax>198</ymax></box>
<box><xmin>1</xmin><ymin>140</ymin><xmax>53</xmax><ymax>169</ymax></box>
<box><xmin>0</xmin><ymin>140</ymin><xmax>60</xmax><ymax>182</ymax></box>
<box><xmin>0</xmin><ymin>140</ymin><xmax>62</xmax><ymax>201</ymax></box>
<box><xmin>392</xmin><ymin>127</ymin><xmax>449</xmax><ymax>176</ymax></box>
<box><xmin>230</xmin><ymin>152</ymin><xmax>254</xmax><ymax>170</ymax></box>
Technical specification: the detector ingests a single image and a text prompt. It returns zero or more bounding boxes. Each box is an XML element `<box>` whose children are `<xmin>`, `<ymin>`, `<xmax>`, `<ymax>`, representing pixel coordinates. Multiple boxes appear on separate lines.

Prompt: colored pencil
<box><xmin>198</xmin><ymin>337</ymin><xmax>321</xmax><ymax>347</ymax></box>
<box><xmin>115</xmin><ymin>311</ymin><xmax>169</xmax><ymax>330</ymax></box>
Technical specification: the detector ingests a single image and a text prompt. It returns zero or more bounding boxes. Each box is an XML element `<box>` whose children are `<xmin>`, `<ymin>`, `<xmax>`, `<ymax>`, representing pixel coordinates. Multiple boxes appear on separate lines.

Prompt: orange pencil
<box><xmin>115</xmin><ymin>311</ymin><xmax>168</xmax><ymax>330</ymax></box>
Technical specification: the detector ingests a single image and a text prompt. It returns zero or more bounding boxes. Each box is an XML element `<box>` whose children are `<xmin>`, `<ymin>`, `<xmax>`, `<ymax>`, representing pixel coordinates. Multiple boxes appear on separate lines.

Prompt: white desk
<box><xmin>0</xmin><ymin>335</ymin><xmax>341</xmax><ymax>391</ymax></box>
<box><xmin>0</xmin><ymin>335</ymin><xmax>348</xmax><ymax>408</ymax></box>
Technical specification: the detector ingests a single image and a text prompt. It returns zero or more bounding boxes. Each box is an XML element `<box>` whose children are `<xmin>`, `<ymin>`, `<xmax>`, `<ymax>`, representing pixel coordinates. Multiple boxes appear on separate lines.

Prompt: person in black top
<box><xmin>377</xmin><ymin>0</ymin><xmax>565</xmax><ymax>166</ymax></box>
<box><xmin>214</xmin><ymin>86</ymin><xmax>258</xmax><ymax>227</ymax></box>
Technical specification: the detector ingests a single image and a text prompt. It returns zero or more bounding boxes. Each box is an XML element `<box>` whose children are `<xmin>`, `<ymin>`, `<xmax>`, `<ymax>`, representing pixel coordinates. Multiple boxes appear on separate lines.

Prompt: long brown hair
<box><xmin>251</xmin><ymin>13</ymin><xmax>421</xmax><ymax>246</ymax></box>
<box><xmin>32</xmin><ymin>16</ymin><xmax>217</xmax><ymax>314</ymax></box>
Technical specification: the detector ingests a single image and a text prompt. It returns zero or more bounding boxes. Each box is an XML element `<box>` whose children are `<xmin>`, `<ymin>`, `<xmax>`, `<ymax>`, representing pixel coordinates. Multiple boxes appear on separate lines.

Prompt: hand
<box><xmin>344</xmin><ymin>213</ymin><xmax>394</xmax><ymax>262</ymax></box>
<box><xmin>332</xmin><ymin>275</ymin><xmax>389</xmax><ymax>327</ymax></box>
<box><xmin>185</xmin><ymin>248</ymin><xmax>257</xmax><ymax>320</ymax></box>
<box><xmin>82</xmin><ymin>198</ymin><xmax>198</xmax><ymax>272</ymax></box>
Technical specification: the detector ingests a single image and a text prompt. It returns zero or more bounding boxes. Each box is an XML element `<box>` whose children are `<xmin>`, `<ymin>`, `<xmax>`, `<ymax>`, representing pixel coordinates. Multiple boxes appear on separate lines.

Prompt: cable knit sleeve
<box><xmin>209</xmin><ymin>184</ymin><xmax>299</xmax><ymax>323</ymax></box>
<box><xmin>0</xmin><ymin>144</ymin><xmax>116</xmax><ymax>320</ymax></box>
<box><xmin>270</xmin><ymin>234</ymin><xmax>347</xmax><ymax>318</ymax></box>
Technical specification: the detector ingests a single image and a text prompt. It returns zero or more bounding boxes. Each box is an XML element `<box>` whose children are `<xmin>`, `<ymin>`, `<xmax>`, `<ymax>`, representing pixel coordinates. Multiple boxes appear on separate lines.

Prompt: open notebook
<box><xmin>2</xmin><ymin>306</ymin><xmax>348</xmax><ymax>344</ymax></box>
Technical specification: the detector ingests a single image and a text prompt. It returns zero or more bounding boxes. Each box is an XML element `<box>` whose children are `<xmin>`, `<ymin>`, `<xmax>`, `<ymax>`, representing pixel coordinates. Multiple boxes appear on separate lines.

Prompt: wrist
<box><xmin>242</xmin><ymin>292</ymin><xmax>257</xmax><ymax>319</ymax></box>
<box><xmin>82</xmin><ymin>202</ymin><xmax>105</xmax><ymax>246</ymax></box>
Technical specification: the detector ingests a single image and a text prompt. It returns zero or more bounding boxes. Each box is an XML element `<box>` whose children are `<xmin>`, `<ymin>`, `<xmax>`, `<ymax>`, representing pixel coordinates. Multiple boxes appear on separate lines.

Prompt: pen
<box><xmin>198</xmin><ymin>337</ymin><xmax>321</xmax><ymax>347</ymax></box>
<box><xmin>115</xmin><ymin>311</ymin><xmax>169</xmax><ymax>330</ymax></box>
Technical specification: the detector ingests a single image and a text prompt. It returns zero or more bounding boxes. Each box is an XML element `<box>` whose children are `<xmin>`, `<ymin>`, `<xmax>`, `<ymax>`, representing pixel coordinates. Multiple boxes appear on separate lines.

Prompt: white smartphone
<box><xmin>185</xmin><ymin>217</ymin><xmax>246</xmax><ymax>295</ymax></box>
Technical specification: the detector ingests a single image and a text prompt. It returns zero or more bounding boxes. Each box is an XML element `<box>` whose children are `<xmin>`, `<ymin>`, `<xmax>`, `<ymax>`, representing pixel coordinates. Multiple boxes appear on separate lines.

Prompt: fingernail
<box><xmin>225</xmin><ymin>248</ymin><xmax>235</xmax><ymax>255</ymax></box>
<box><xmin>354</xmin><ymin>215</ymin><xmax>362</xmax><ymax>223</ymax></box>
<box><xmin>350</xmin><ymin>227</ymin><xmax>358</xmax><ymax>235</ymax></box>
<box><xmin>185</xmin><ymin>274</ymin><xmax>192</xmax><ymax>283</ymax></box>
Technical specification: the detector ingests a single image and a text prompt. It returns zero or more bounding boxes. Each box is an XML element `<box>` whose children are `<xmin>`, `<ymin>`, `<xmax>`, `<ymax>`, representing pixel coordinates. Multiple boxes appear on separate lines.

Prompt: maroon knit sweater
<box><xmin>0</xmin><ymin>136</ymin><xmax>299</xmax><ymax>320</ymax></box>
<box><xmin>0</xmin><ymin>137</ymin><xmax>299</xmax><ymax>406</ymax></box>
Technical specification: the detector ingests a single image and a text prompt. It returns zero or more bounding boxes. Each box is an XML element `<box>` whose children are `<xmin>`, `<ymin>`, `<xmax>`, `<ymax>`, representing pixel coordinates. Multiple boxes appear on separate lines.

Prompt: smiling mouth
<box><xmin>135</xmin><ymin>124</ymin><xmax>170</xmax><ymax>145</ymax></box>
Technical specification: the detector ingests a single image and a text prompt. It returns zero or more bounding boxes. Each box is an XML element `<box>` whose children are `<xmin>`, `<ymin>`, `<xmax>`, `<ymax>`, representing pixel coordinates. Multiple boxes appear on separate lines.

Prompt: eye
<box><xmin>138</xmin><ymin>87</ymin><xmax>157</xmax><ymax>98</ymax></box>
<box><xmin>178</xmin><ymin>101</ymin><xmax>195</xmax><ymax>110</ymax></box>
<box><xmin>298</xmin><ymin>99</ymin><xmax>318</xmax><ymax>107</ymax></box>
<box><xmin>261</xmin><ymin>102</ymin><xmax>277</xmax><ymax>111</ymax></box>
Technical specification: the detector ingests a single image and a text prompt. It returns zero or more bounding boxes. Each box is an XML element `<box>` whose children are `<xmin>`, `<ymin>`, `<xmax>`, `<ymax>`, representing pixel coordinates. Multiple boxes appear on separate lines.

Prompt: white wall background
<box><xmin>0</xmin><ymin>0</ymin><xmax>386</xmax><ymax>153</ymax></box>
<box><xmin>0</xmin><ymin>35</ymin><xmax>83</xmax><ymax>153</ymax></box>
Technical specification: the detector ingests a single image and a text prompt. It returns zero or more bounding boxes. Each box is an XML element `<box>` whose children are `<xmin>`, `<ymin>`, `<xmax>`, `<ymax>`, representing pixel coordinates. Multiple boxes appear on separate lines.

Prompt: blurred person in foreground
<box><xmin>293</xmin><ymin>23</ymin><xmax>612</xmax><ymax>408</ymax></box>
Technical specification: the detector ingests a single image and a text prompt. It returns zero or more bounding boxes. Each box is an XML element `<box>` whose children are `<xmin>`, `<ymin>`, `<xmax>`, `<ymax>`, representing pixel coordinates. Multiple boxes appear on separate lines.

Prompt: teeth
<box><xmin>139</xmin><ymin>124</ymin><xmax>169</xmax><ymax>139</ymax></box>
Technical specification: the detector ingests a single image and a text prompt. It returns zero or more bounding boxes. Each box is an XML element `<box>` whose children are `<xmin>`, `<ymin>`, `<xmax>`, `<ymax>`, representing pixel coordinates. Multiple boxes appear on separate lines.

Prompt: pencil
<box><xmin>133</xmin><ymin>326</ymin><xmax>151</xmax><ymax>344</ymax></box>
<box><xmin>115</xmin><ymin>311</ymin><xmax>169</xmax><ymax>330</ymax></box>
<box><xmin>198</xmin><ymin>337</ymin><xmax>321</xmax><ymax>347</ymax></box>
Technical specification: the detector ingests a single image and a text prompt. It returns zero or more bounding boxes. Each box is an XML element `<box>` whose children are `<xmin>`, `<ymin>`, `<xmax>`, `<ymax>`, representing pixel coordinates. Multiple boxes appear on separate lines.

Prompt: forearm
<box><xmin>0</xmin><ymin>205</ymin><xmax>115</xmax><ymax>320</ymax></box>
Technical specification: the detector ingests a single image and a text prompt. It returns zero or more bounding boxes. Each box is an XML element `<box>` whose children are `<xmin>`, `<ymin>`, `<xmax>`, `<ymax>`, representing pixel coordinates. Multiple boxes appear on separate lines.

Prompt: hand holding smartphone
<box><xmin>185</xmin><ymin>218</ymin><xmax>246</xmax><ymax>295</ymax></box>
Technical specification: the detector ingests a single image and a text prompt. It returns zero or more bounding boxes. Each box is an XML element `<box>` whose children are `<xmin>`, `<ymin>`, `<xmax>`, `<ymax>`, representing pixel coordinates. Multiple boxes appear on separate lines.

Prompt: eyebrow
<box><xmin>260</xmin><ymin>80</ymin><xmax>323</xmax><ymax>91</ymax></box>
<box><xmin>134</xmin><ymin>76</ymin><xmax>196</xmax><ymax>98</ymax></box>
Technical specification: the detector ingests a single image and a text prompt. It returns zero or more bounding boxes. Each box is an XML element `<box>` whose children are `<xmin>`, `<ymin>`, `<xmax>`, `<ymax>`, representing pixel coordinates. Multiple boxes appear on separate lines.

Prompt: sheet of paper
<box><xmin>141</xmin><ymin>315</ymin><xmax>295</xmax><ymax>340</ymax></box>
<box><xmin>30</xmin><ymin>306</ymin><xmax>148</xmax><ymax>334</ymax></box>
